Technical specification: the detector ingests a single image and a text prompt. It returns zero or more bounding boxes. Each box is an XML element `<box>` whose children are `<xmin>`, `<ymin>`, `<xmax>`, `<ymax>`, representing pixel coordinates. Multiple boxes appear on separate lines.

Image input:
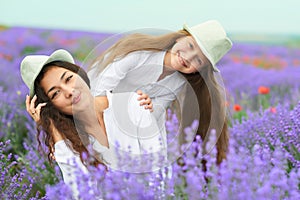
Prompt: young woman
<box><xmin>21</xmin><ymin>49</ymin><xmax>166</xmax><ymax>196</ymax></box>
<box><xmin>87</xmin><ymin>20</ymin><xmax>232</xmax><ymax>164</ymax></box>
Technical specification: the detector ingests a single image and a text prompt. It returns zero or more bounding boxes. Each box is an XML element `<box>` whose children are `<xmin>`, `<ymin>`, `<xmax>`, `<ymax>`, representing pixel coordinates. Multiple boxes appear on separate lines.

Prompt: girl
<box><xmin>87</xmin><ymin>20</ymin><xmax>232</xmax><ymax>164</ymax></box>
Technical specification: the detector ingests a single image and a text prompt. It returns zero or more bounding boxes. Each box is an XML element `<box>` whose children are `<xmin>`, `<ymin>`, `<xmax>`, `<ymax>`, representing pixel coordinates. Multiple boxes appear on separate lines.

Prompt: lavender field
<box><xmin>0</xmin><ymin>25</ymin><xmax>299</xmax><ymax>199</ymax></box>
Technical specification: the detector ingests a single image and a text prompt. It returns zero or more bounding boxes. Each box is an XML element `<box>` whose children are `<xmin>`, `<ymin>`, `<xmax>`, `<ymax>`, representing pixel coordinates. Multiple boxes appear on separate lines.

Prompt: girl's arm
<box><xmin>88</xmin><ymin>52</ymin><xmax>141</xmax><ymax>96</ymax></box>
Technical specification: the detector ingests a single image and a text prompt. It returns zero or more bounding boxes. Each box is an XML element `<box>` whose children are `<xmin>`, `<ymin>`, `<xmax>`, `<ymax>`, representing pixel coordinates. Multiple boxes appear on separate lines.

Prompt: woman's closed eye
<box><xmin>51</xmin><ymin>90</ymin><xmax>60</xmax><ymax>99</ymax></box>
<box><xmin>66</xmin><ymin>75</ymin><xmax>73</xmax><ymax>83</ymax></box>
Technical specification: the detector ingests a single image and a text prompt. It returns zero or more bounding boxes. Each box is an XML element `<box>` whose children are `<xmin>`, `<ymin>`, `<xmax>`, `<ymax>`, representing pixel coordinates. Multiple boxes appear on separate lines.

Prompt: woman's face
<box><xmin>40</xmin><ymin>66</ymin><xmax>91</xmax><ymax>115</ymax></box>
<box><xmin>167</xmin><ymin>36</ymin><xmax>211</xmax><ymax>73</ymax></box>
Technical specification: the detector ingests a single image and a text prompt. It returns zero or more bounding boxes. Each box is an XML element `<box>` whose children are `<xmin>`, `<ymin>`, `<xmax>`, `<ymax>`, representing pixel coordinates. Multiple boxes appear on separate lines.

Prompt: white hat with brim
<box><xmin>183</xmin><ymin>20</ymin><xmax>233</xmax><ymax>72</ymax></box>
<box><xmin>20</xmin><ymin>49</ymin><xmax>75</xmax><ymax>97</ymax></box>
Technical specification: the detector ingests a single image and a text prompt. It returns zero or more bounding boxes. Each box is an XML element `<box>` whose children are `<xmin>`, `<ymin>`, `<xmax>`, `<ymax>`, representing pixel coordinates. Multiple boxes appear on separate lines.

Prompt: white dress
<box><xmin>54</xmin><ymin>91</ymin><xmax>168</xmax><ymax>197</ymax></box>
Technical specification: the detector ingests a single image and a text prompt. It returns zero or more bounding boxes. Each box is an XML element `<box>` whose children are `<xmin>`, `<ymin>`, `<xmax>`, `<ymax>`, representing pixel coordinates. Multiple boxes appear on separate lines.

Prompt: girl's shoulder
<box><xmin>125</xmin><ymin>50</ymin><xmax>165</xmax><ymax>60</ymax></box>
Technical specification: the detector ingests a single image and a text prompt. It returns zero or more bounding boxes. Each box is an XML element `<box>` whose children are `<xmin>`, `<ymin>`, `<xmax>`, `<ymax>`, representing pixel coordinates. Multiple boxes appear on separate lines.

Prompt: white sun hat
<box><xmin>183</xmin><ymin>20</ymin><xmax>233</xmax><ymax>72</ymax></box>
<box><xmin>20</xmin><ymin>49</ymin><xmax>75</xmax><ymax>97</ymax></box>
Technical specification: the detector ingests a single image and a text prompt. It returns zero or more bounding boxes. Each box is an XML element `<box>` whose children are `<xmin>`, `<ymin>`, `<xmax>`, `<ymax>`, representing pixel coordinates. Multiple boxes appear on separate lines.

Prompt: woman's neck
<box><xmin>75</xmin><ymin>96</ymin><xmax>109</xmax><ymax>147</ymax></box>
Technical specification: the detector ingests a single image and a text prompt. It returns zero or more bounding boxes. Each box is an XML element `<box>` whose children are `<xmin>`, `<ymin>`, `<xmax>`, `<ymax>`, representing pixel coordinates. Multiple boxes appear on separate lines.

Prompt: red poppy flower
<box><xmin>270</xmin><ymin>107</ymin><xmax>277</xmax><ymax>113</ymax></box>
<box><xmin>233</xmin><ymin>104</ymin><xmax>242</xmax><ymax>111</ymax></box>
<box><xmin>258</xmin><ymin>86</ymin><xmax>270</xmax><ymax>95</ymax></box>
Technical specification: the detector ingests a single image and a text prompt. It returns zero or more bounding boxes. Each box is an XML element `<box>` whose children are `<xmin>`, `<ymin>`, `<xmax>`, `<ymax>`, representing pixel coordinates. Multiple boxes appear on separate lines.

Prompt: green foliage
<box><xmin>21</xmin><ymin>46</ymin><xmax>43</xmax><ymax>56</ymax></box>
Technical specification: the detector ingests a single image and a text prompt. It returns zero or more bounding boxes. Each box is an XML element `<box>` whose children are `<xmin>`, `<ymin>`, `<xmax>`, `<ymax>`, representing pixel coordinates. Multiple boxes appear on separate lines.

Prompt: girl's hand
<box><xmin>25</xmin><ymin>94</ymin><xmax>47</xmax><ymax>122</ymax></box>
<box><xmin>136</xmin><ymin>90</ymin><xmax>153</xmax><ymax>112</ymax></box>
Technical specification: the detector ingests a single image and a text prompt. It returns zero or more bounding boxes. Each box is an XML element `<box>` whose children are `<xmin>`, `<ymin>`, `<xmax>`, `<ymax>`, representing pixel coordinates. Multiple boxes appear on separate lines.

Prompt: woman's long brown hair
<box><xmin>92</xmin><ymin>29</ymin><xmax>229</xmax><ymax>164</ymax></box>
<box><xmin>34</xmin><ymin>61</ymin><xmax>105</xmax><ymax>167</ymax></box>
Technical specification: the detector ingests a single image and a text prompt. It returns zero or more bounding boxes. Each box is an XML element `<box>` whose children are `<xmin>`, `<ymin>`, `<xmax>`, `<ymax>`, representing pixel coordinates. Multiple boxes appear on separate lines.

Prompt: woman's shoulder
<box><xmin>54</xmin><ymin>140</ymin><xmax>71</xmax><ymax>152</ymax></box>
<box><xmin>53</xmin><ymin>140</ymin><xmax>79</xmax><ymax>162</ymax></box>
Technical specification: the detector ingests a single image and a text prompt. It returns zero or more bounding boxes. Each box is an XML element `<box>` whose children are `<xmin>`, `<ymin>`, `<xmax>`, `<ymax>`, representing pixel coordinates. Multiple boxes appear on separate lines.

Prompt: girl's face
<box><xmin>40</xmin><ymin>66</ymin><xmax>91</xmax><ymax>115</ymax></box>
<box><xmin>167</xmin><ymin>36</ymin><xmax>211</xmax><ymax>73</ymax></box>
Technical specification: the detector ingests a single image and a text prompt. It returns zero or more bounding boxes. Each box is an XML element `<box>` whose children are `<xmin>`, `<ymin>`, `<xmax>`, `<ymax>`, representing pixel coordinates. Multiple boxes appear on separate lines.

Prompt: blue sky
<box><xmin>0</xmin><ymin>0</ymin><xmax>299</xmax><ymax>35</ymax></box>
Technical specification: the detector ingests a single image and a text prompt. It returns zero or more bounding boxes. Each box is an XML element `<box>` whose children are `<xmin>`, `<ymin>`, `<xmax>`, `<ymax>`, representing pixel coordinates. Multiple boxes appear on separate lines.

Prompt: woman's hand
<box><xmin>25</xmin><ymin>94</ymin><xmax>47</xmax><ymax>122</ymax></box>
<box><xmin>136</xmin><ymin>90</ymin><xmax>153</xmax><ymax>112</ymax></box>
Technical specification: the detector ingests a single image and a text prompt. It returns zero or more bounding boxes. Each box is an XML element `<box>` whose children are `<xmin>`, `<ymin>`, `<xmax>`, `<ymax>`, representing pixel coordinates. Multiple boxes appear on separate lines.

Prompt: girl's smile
<box><xmin>165</xmin><ymin>36</ymin><xmax>211</xmax><ymax>74</ymax></box>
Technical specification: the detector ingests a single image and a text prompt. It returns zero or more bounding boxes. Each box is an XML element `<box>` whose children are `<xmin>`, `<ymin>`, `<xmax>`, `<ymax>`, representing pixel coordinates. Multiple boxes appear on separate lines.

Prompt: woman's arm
<box><xmin>26</xmin><ymin>94</ymin><xmax>64</xmax><ymax>142</ymax></box>
<box><xmin>54</xmin><ymin>140</ymin><xmax>89</xmax><ymax>199</ymax></box>
<box><xmin>26</xmin><ymin>94</ymin><xmax>63</xmax><ymax>160</ymax></box>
